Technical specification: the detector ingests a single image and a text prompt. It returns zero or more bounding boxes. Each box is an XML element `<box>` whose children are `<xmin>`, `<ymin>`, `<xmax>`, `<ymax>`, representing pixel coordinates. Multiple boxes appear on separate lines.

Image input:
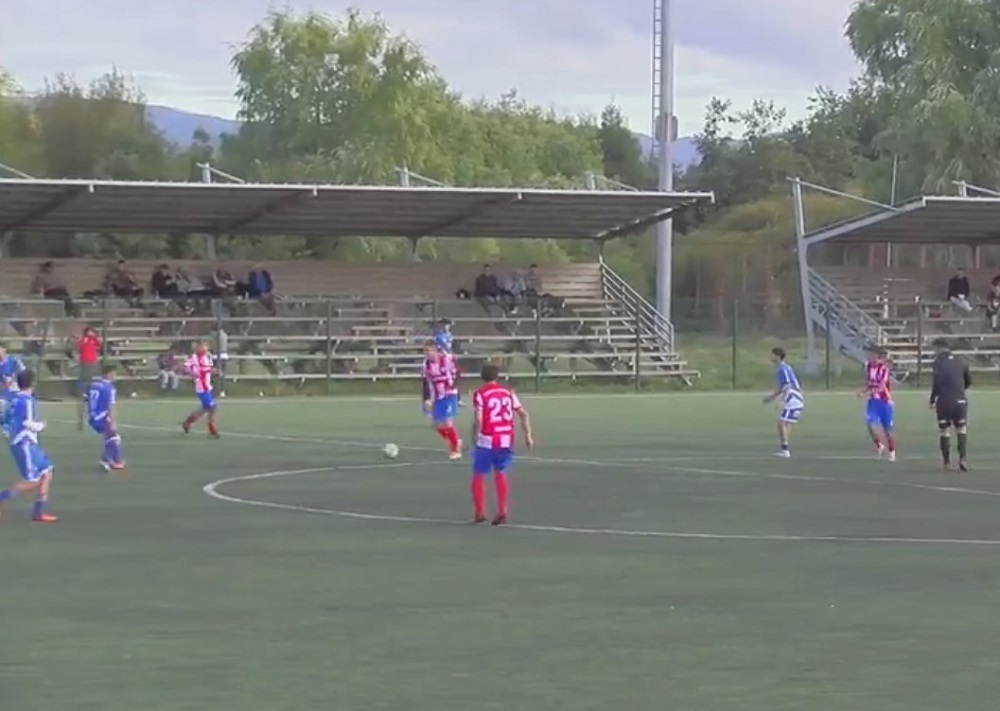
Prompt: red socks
<box><xmin>471</xmin><ymin>476</ymin><xmax>486</xmax><ymax>518</ymax></box>
<box><xmin>437</xmin><ymin>425</ymin><xmax>459</xmax><ymax>452</ymax></box>
<box><xmin>208</xmin><ymin>421</ymin><xmax>218</xmax><ymax>436</ymax></box>
<box><xmin>886</xmin><ymin>434</ymin><xmax>895</xmax><ymax>453</ymax></box>
<box><xmin>471</xmin><ymin>473</ymin><xmax>508</xmax><ymax>519</ymax></box>
<box><xmin>494</xmin><ymin>473</ymin><xmax>508</xmax><ymax>516</ymax></box>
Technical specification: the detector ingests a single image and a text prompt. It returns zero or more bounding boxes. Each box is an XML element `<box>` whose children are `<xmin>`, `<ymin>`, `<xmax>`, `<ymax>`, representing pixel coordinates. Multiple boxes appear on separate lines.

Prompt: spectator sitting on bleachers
<box><xmin>504</xmin><ymin>270</ymin><xmax>527</xmax><ymax>314</ymax></box>
<box><xmin>987</xmin><ymin>279</ymin><xmax>1000</xmax><ymax>331</ymax></box>
<box><xmin>150</xmin><ymin>264</ymin><xmax>179</xmax><ymax>298</ymax></box>
<box><xmin>525</xmin><ymin>263</ymin><xmax>559</xmax><ymax>317</ymax></box>
<box><xmin>247</xmin><ymin>263</ymin><xmax>276</xmax><ymax>313</ymax></box>
<box><xmin>157</xmin><ymin>349</ymin><xmax>180</xmax><ymax>390</ymax></box>
<box><xmin>176</xmin><ymin>267</ymin><xmax>209</xmax><ymax>295</ymax></box>
<box><xmin>474</xmin><ymin>264</ymin><xmax>499</xmax><ymax>306</ymax></box>
<box><xmin>211</xmin><ymin>265</ymin><xmax>237</xmax><ymax>297</ymax></box>
<box><xmin>29</xmin><ymin>261</ymin><xmax>79</xmax><ymax>316</ymax></box>
<box><xmin>105</xmin><ymin>259</ymin><xmax>144</xmax><ymax>307</ymax></box>
<box><xmin>947</xmin><ymin>267</ymin><xmax>973</xmax><ymax>313</ymax></box>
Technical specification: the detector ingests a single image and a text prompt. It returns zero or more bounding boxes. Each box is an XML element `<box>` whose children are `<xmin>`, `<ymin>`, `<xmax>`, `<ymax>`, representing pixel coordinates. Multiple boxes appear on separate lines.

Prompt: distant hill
<box><xmin>145</xmin><ymin>105</ymin><xmax>701</xmax><ymax>169</ymax></box>
<box><xmin>634</xmin><ymin>133</ymin><xmax>701</xmax><ymax>169</ymax></box>
<box><xmin>145</xmin><ymin>105</ymin><xmax>239</xmax><ymax>145</ymax></box>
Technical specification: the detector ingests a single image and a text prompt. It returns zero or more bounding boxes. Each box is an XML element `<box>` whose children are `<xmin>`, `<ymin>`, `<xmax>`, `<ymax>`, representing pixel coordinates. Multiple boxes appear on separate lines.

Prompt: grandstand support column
<box><xmin>408</xmin><ymin>236</ymin><xmax>420</xmax><ymax>261</ymax></box>
<box><xmin>791</xmin><ymin>177</ymin><xmax>818</xmax><ymax>372</ymax></box>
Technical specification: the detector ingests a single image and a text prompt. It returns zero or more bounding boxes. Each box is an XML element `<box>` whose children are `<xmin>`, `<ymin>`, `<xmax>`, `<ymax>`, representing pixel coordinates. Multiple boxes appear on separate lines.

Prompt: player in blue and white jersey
<box><xmin>86</xmin><ymin>364</ymin><xmax>125</xmax><ymax>471</ymax></box>
<box><xmin>762</xmin><ymin>347</ymin><xmax>805</xmax><ymax>458</ymax></box>
<box><xmin>0</xmin><ymin>370</ymin><xmax>58</xmax><ymax>522</ymax></box>
<box><xmin>0</xmin><ymin>344</ymin><xmax>26</xmax><ymax>420</ymax></box>
<box><xmin>434</xmin><ymin>318</ymin><xmax>453</xmax><ymax>354</ymax></box>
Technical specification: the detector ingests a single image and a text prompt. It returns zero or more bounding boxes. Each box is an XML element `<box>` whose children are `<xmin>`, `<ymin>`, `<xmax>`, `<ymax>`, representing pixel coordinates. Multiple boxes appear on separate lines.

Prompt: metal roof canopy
<box><xmin>0</xmin><ymin>179</ymin><xmax>713</xmax><ymax>240</ymax></box>
<box><xmin>802</xmin><ymin>196</ymin><xmax>1000</xmax><ymax>247</ymax></box>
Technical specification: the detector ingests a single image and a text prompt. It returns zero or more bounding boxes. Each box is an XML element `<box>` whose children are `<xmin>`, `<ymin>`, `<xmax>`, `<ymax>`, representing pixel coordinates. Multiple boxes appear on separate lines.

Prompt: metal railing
<box><xmin>806</xmin><ymin>267</ymin><xmax>884</xmax><ymax>358</ymax></box>
<box><xmin>598</xmin><ymin>258</ymin><xmax>675</xmax><ymax>353</ymax></box>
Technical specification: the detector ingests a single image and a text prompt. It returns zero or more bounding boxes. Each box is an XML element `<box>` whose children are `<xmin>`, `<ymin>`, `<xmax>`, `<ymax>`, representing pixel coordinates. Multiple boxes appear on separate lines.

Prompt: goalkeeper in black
<box><xmin>928</xmin><ymin>338</ymin><xmax>972</xmax><ymax>471</ymax></box>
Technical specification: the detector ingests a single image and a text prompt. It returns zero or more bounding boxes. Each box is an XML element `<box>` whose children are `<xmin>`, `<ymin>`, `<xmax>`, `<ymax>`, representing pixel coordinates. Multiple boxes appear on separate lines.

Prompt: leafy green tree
<box><xmin>847</xmin><ymin>0</ymin><xmax>1000</xmax><ymax>189</ymax></box>
<box><xmin>229</xmin><ymin>7</ymin><xmax>451</xmax><ymax>183</ymax></box>
<box><xmin>597</xmin><ymin>104</ymin><xmax>654</xmax><ymax>188</ymax></box>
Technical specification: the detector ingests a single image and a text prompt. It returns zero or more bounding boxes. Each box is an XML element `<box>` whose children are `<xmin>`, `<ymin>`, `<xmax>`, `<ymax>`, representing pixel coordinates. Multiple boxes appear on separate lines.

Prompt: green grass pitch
<box><xmin>4</xmin><ymin>390</ymin><xmax>1000</xmax><ymax>710</ymax></box>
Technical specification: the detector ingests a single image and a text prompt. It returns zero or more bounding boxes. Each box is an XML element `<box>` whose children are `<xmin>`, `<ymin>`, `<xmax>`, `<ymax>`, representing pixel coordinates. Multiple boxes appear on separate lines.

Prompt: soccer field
<box><xmin>5</xmin><ymin>390</ymin><xmax>1000</xmax><ymax>710</ymax></box>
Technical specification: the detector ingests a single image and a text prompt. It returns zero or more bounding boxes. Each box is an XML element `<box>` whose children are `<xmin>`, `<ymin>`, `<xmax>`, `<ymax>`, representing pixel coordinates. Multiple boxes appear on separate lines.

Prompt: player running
<box><xmin>181</xmin><ymin>342</ymin><xmax>220</xmax><ymax>438</ymax></box>
<box><xmin>0</xmin><ymin>370</ymin><xmax>58</xmax><ymax>522</ymax></box>
<box><xmin>423</xmin><ymin>341</ymin><xmax>461</xmax><ymax>459</ymax></box>
<box><xmin>470</xmin><ymin>363</ymin><xmax>534</xmax><ymax>525</ymax></box>
<box><xmin>929</xmin><ymin>338</ymin><xmax>972</xmax><ymax>472</ymax></box>
<box><xmin>762</xmin><ymin>347</ymin><xmax>804</xmax><ymax>458</ymax></box>
<box><xmin>86</xmin><ymin>364</ymin><xmax>126</xmax><ymax>471</ymax></box>
<box><xmin>859</xmin><ymin>346</ymin><xmax>896</xmax><ymax>461</ymax></box>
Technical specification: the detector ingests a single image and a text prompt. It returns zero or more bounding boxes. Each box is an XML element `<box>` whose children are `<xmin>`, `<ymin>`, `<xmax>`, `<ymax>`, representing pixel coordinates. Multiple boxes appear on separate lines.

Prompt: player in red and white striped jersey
<box><xmin>858</xmin><ymin>346</ymin><xmax>895</xmax><ymax>460</ymax></box>
<box><xmin>181</xmin><ymin>342</ymin><xmax>220</xmax><ymax>438</ymax></box>
<box><xmin>470</xmin><ymin>363</ymin><xmax>533</xmax><ymax>525</ymax></box>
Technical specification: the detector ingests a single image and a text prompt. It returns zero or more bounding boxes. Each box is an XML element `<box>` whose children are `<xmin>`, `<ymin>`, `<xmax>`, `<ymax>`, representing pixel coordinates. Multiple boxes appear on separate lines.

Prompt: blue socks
<box><xmin>31</xmin><ymin>499</ymin><xmax>45</xmax><ymax>518</ymax></box>
<box><xmin>0</xmin><ymin>489</ymin><xmax>11</xmax><ymax>503</ymax></box>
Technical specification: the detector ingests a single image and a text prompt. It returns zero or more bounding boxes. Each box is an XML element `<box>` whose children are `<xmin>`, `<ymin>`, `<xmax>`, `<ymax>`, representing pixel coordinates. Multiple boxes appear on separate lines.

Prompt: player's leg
<box><xmin>205</xmin><ymin>403</ymin><xmax>219</xmax><ymax>438</ymax></box>
<box><xmin>433</xmin><ymin>396</ymin><xmax>460</xmax><ymax>458</ymax></box>
<box><xmin>955</xmin><ymin>402</ymin><xmax>969</xmax><ymax>471</ymax></box>
<box><xmin>491</xmin><ymin>448</ymin><xmax>513</xmax><ymax>526</ymax></box>
<box><xmin>181</xmin><ymin>407</ymin><xmax>204</xmax><ymax>433</ymax></box>
<box><xmin>865</xmin><ymin>401</ymin><xmax>884</xmax><ymax>454</ymax></box>
<box><xmin>470</xmin><ymin>448</ymin><xmax>489</xmax><ymax>523</ymax></box>
<box><xmin>775</xmin><ymin>410</ymin><xmax>798</xmax><ymax>457</ymax></box>
<box><xmin>102</xmin><ymin>419</ymin><xmax>125</xmax><ymax>469</ymax></box>
<box><xmin>936</xmin><ymin>407</ymin><xmax>952</xmax><ymax>470</ymax></box>
<box><xmin>880</xmin><ymin>403</ymin><xmax>896</xmax><ymax>462</ymax></box>
<box><xmin>32</xmin><ymin>466</ymin><xmax>56</xmax><ymax>523</ymax></box>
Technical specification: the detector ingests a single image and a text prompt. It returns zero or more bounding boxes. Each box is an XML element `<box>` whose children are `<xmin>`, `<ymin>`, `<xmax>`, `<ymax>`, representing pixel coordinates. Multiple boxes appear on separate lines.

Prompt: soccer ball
<box><xmin>382</xmin><ymin>443</ymin><xmax>400</xmax><ymax>459</ymax></box>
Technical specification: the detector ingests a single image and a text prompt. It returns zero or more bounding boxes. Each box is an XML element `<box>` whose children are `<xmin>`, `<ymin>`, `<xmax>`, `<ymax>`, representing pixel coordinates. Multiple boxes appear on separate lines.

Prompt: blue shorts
<box><xmin>10</xmin><ymin>440</ymin><xmax>52</xmax><ymax>482</ymax></box>
<box><xmin>472</xmin><ymin>447</ymin><xmax>513</xmax><ymax>475</ymax></box>
<box><xmin>779</xmin><ymin>408</ymin><xmax>802</xmax><ymax>423</ymax></box>
<box><xmin>432</xmin><ymin>395</ymin><xmax>457</xmax><ymax>423</ymax></box>
<box><xmin>866</xmin><ymin>399</ymin><xmax>894</xmax><ymax>430</ymax></box>
<box><xmin>197</xmin><ymin>391</ymin><xmax>216</xmax><ymax>410</ymax></box>
<box><xmin>88</xmin><ymin>417</ymin><xmax>113</xmax><ymax>436</ymax></box>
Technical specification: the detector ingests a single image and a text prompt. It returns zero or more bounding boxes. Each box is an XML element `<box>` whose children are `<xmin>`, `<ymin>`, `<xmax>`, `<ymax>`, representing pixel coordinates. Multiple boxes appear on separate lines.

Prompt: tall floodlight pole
<box><xmin>653</xmin><ymin>0</ymin><xmax>674</xmax><ymax>319</ymax></box>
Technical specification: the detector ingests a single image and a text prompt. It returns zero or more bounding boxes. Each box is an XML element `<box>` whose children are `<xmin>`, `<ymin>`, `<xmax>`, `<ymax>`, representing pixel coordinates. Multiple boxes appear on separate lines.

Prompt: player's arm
<box><xmin>963</xmin><ymin>362</ymin><xmax>972</xmax><ymax>389</ymax></box>
<box><xmin>515</xmin><ymin>406</ymin><xmax>534</xmax><ymax>449</ymax></box>
<box><xmin>763</xmin><ymin>384</ymin><xmax>783</xmax><ymax>404</ymax></box>
<box><xmin>929</xmin><ymin>365</ymin><xmax>939</xmax><ymax>407</ymax></box>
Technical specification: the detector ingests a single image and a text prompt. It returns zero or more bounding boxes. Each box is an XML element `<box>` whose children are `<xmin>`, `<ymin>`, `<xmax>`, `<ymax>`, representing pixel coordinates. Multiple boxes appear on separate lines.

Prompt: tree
<box><xmin>34</xmin><ymin>70</ymin><xmax>169</xmax><ymax>180</ymax></box>
<box><xmin>597</xmin><ymin>104</ymin><xmax>654</xmax><ymax>188</ymax></box>
<box><xmin>688</xmin><ymin>98</ymin><xmax>813</xmax><ymax>207</ymax></box>
<box><xmin>846</xmin><ymin>0</ymin><xmax>1000</xmax><ymax>189</ymax></box>
<box><xmin>229</xmin><ymin>7</ymin><xmax>452</xmax><ymax>183</ymax></box>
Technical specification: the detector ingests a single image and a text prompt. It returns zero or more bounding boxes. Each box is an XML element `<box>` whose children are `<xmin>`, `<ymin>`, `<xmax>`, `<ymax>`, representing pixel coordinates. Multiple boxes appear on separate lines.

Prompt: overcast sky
<box><xmin>2</xmin><ymin>0</ymin><xmax>860</xmax><ymax>135</ymax></box>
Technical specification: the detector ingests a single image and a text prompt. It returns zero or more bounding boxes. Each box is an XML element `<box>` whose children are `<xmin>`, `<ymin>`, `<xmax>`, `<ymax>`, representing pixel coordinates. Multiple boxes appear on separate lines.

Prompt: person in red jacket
<box><xmin>76</xmin><ymin>326</ymin><xmax>102</xmax><ymax>430</ymax></box>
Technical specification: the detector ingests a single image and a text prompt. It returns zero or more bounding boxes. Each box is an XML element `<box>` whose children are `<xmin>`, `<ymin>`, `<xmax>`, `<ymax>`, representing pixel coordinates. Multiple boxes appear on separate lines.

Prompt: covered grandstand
<box><xmin>0</xmin><ymin>178</ymin><xmax>713</xmax><ymax>389</ymax></box>
<box><xmin>791</xmin><ymin>177</ymin><xmax>1000</xmax><ymax>375</ymax></box>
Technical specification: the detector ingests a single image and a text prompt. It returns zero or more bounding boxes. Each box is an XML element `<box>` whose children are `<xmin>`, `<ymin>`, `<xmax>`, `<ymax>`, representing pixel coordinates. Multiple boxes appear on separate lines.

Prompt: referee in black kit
<box><xmin>928</xmin><ymin>337</ymin><xmax>972</xmax><ymax>471</ymax></box>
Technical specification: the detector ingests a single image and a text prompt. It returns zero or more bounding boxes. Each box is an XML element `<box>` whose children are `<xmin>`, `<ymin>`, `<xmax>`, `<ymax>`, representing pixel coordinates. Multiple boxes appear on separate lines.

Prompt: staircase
<box><xmin>597</xmin><ymin>258</ymin><xmax>697</xmax><ymax>384</ymax></box>
<box><xmin>806</xmin><ymin>267</ymin><xmax>886</xmax><ymax>363</ymax></box>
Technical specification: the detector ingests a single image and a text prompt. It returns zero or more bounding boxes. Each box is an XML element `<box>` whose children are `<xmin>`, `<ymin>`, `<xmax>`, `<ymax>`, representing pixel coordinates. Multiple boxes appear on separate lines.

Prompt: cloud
<box><xmin>2</xmin><ymin>0</ymin><xmax>862</xmax><ymax>135</ymax></box>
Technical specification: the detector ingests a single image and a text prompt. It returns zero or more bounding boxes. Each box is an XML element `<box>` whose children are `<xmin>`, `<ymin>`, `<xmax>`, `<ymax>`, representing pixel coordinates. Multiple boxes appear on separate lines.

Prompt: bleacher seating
<box><xmin>0</xmin><ymin>259</ymin><xmax>698</xmax><ymax>385</ymax></box>
<box><xmin>817</xmin><ymin>266</ymin><xmax>1000</xmax><ymax>370</ymax></box>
